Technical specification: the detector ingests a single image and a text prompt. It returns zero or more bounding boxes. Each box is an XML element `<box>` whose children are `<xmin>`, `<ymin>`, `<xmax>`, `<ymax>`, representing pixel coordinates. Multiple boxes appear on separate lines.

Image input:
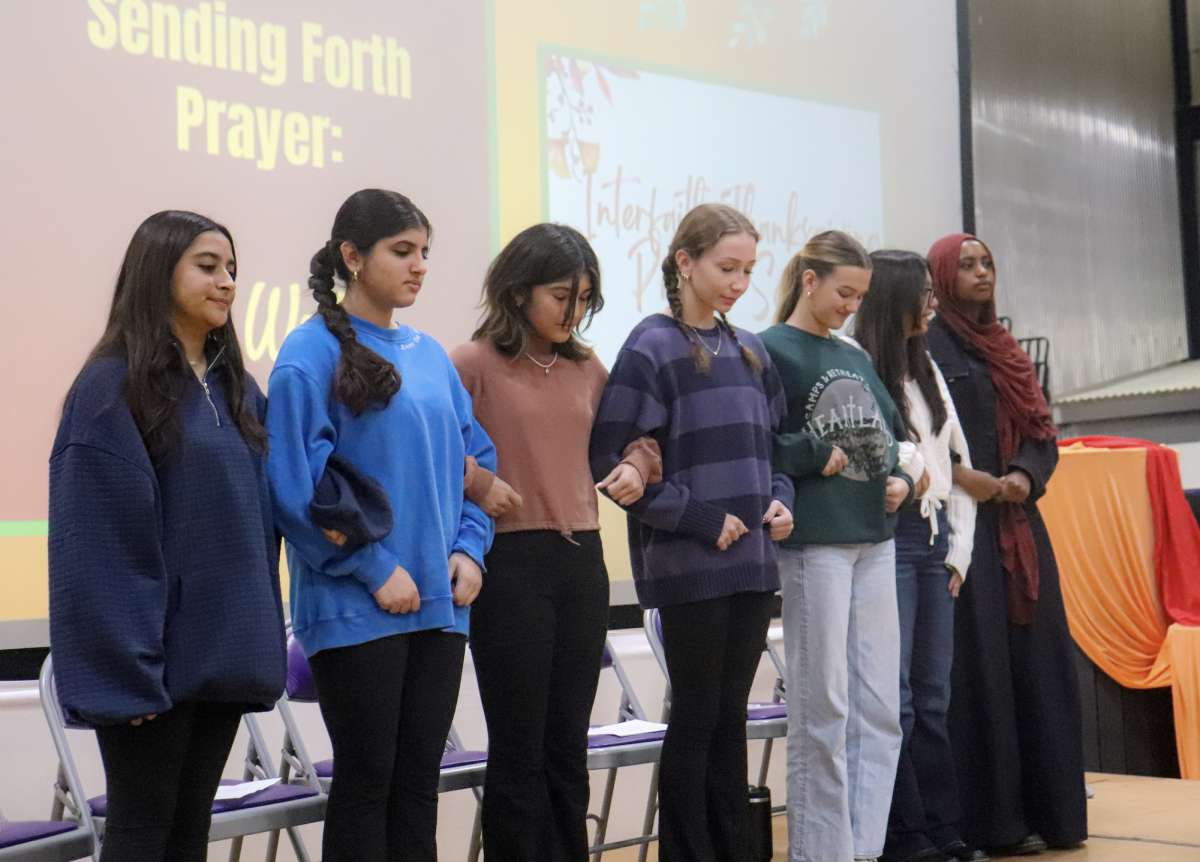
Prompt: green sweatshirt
<box><xmin>759</xmin><ymin>323</ymin><xmax>913</xmax><ymax>548</ymax></box>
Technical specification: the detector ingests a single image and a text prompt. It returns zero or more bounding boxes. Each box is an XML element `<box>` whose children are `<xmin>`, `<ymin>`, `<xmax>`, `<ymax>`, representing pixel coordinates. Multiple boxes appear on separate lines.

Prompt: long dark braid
<box><xmin>662</xmin><ymin>203</ymin><xmax>763</xmax><ymax>375</ymax></box>
<box><xmin>310</xmin><ymin>189</ymin><xmax>430</xmax><ymax>415</ymax></box>
<box><xmin>308</xmin><ymin>241</ymin><xmax>401</xmax><ymax>415</ymax></box>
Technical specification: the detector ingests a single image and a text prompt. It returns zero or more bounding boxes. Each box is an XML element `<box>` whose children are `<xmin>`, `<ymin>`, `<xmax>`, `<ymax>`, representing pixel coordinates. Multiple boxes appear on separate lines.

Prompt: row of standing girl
<box><xmin>47</xmin><ymin>189</ymin><xmax>1084</xmax><ymax>862</ymax></box>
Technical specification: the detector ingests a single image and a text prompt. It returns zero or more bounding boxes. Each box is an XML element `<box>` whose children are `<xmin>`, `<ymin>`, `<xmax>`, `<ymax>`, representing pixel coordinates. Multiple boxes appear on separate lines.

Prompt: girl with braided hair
<box><xmin>590</xmin><ymin>202</ymin><xmax>795</xmax><ymax>862</ymax></box>
<box><xmin>264</xmin><ymin>189</ymin><xmax>497</xmax><ymax>862</ymax></box>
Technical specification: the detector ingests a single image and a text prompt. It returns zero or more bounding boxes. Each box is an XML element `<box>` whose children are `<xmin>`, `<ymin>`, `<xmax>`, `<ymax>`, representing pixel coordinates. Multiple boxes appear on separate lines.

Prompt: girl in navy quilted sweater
<box><xmin>48</xmin><ymin>211</ymin><xmax>286</xmax><ymax>862</ymax></box>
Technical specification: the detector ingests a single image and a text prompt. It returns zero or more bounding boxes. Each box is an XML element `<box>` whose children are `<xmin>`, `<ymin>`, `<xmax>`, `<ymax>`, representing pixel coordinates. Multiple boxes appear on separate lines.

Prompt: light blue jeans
<box><xmin>781</xmin><ymin>543</ymin><xmax>903</xmax><ymax>862</ymax></box>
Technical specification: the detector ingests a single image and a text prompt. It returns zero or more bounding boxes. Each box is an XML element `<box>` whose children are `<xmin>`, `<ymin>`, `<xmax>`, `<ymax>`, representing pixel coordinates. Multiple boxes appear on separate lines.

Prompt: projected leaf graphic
<box><xmin>545</xmin><ymin>54</ymin><xmax>640</xmax><ymax>184</ymax></box>
<box><xmin>637</xmin><ymin>0</ymin><xmax>687</xmax><ymax>32</ymax></box>
<box><xmin>730</xmin><ymin>0</ymin><xmax>774</xmax><ymax>49</ymax></box>
<box><xmin>728</xmin><ymin>0</ymin><xmax>829</xmax><ymax>48</ymax></box>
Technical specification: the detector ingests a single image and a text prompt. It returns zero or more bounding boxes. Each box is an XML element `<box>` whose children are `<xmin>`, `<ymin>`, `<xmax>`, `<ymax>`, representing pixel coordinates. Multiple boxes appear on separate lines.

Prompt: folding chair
<box><xmin>0</xmin><ymin>802</ymin><xmax>93</xmax><ymax>862</ymax></box>
<box><xmin>38</xmin><ymin>655</ymin><xmax>325</xmax><ymax>862</ymax></box>
<box><xmin>463</xmin><ymin>635</ymin><xmax>664</xmax><ymax>862</ymax></box>
<box><xmin>584</xmin><ymin>638</ymin><xmax>666</xmax><ymax>861</ymax></box>
<box><xmin>271</xmin><ymin>633</ymin><xmax>488</xmax><ymax>859</ymax></box>
<box><xmin>637</xmin><ymin>608</ymin><xmax>787</xmax><ymax>861</ymax></box>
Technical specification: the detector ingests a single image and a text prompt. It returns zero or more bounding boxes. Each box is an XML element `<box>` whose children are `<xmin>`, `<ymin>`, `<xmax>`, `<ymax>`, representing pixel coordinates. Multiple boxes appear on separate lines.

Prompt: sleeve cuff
<box><xmin>676</xmin><ymin>498</ymin><xmax>728</xmax><ymax>544</ymax></box>
<box><xmin>946</xmin><ymin>546</ymin><xmax>972</xmax><ymax>582</ymax></box>
<box><xmin>354</xmin><ymin>545</ymin><xmax>400</xmax><ymax>594</ymax></box>
<box><xmin>621</xmin><ymin>438</ymin><xmax>663</xmax><ymax>485</ymax></box>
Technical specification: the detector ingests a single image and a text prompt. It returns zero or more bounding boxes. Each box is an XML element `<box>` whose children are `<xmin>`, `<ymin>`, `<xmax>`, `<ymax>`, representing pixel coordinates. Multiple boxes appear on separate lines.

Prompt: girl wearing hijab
<box><xmin>925</xmin><ymin>234</ymin><xmax>1086</xmax><ymax>855</ymax></box>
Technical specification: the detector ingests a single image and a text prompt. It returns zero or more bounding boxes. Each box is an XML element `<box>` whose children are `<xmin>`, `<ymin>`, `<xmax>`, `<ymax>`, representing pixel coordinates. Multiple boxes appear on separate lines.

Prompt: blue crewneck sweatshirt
<box><xmin>265</xmin><ymin>315</ymin><xmax>496</xmax><ymax>657</ymax></box>
<box><xmin>49</xmin><ymin>354</ymin><xmax>287</xmax><ymax>726</ymax></box>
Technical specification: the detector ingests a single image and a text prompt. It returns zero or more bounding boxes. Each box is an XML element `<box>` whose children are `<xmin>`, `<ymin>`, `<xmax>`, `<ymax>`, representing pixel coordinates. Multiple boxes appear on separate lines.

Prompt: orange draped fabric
<box><xmin>1039</xmin><ymin>438</ymin><xmax>1200</xmax><ymax>778</ymax></box>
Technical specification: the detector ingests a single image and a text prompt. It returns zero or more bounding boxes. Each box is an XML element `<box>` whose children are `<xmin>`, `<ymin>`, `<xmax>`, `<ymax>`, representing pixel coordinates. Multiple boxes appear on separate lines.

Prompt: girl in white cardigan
<box><xmin>853</xmin><ymin>250</ymin><xmax>986</xmax><ymax>862</ymax></box>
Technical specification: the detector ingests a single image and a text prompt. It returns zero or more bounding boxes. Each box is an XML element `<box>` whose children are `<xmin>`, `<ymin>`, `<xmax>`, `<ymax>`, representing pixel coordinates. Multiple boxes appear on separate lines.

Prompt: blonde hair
<box><xmin>662</xmin><ymin>203</ymin><xmax>762</xmax><ymax>374</ymax></box>
<box><xmin>774</xmin><ymin>230</ymin><xmax>872</xmax><ymax>324</ymax></box>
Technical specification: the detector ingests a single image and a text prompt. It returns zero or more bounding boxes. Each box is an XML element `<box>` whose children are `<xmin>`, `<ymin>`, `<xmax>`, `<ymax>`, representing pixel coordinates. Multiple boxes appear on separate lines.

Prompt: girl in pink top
<box><xmin>451</xmin><ymin>223</ymin><xmax>658</xmax><ymax>862</ymax></box>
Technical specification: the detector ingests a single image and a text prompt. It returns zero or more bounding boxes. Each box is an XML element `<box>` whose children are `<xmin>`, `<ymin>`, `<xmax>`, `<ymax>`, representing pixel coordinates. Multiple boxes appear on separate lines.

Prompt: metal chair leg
<box><xmin>467</xmin><ymin>793</ymin><xmax>483</xmax><ymax>862</ymax></box>
<box><xmin>757</xmin><ymin>737</ymin><xmax>774</xmax><ymax>788</ymax></box>
<box><xmin>636</xmin><ymin>761</ymin><xmax>660</xmax><ymax>862</ymax></box>
<box><xmin>589</xmin><ymin>767</ymin><xmax>618</xmax><ymax>862</ymax></box>
<box><xmin>286</xmin><ymin>825</ymin><xmax>313</xmax><ymax>862</ymax></box>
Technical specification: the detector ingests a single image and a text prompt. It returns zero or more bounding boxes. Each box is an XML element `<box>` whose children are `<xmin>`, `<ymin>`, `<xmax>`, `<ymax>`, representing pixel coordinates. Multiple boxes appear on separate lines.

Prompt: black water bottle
<box><xmin>748</xmin><ymin>785</ymin><xmax>773</xmax><ymax>861</ymax></box>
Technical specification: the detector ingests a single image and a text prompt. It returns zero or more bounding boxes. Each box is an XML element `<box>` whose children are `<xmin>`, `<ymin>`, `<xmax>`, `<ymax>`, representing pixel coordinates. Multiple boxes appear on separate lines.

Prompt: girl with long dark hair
<box><xmin>590</xmin><ymin>203</ymin><xmax>795</xmax><ymax>862</ymax></box>
<box><xmin>761</xmin><ymin>230</ymin><xmax>913</xmax><ymax>862</ymax></box>
<box><xmin>925</xmin><ymin>235</ymin><xmax>1085</xmax><ymax>855</ymax></box>
<box><xmin>853</xmin><ymin>250</ymin><xmax>983</xmax><ymax>862</ymax></box>
<box><xmin>49</xmin><ymin>210</ymin><xmax>287</xmax><ymax>862</ymax></box>
<box><xmin>450</xmin><ymin>223</ymin><xmax>660</xmax><ymax>861</ymax></box>
<box><xmin>265</xmin><ymin>189</ymin><xmax>496</xmax><ymax>862</ymax></box>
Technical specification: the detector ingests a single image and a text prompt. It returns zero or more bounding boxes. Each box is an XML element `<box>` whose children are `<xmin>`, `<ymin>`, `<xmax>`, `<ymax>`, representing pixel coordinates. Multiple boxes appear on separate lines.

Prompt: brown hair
<box><xmin>774</xmin><ymin>230</ymin><xmax>873</xmax><ymax>324</ymax></box>
<box><xmin>472</xmin><ymin>223</ymin><xmax>602</xmax><ymax>360</ymax></box>
<box><xmin>662</xmin><ymin>203</ymin><xmax>762</xmax><ymax>374</ymax></box>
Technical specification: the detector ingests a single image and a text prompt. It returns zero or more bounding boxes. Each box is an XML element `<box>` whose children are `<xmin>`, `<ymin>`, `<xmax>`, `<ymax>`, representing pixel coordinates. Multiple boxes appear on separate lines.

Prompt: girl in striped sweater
<box><xmin>590</xmin><ymin>203</ymin><xmax>795</xmax><ymax>862</ymax></box>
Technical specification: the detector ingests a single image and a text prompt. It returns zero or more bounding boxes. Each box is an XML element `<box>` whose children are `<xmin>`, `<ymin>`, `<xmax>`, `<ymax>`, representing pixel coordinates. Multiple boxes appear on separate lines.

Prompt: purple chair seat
<box><xmin>747</xmin><ymin>702</ymin><xmax>787</xmax><ymax>721</ymax></box>
<box><xmin>88</xmin><ymin>780</ymin><xmax>318</xmax><ymax>817</ymax></box>
<box><xmin>312</xmin><ymin>748</ymin><xmax>486</xmax><ymax>780</ymax></box>
<box><xmin>441</xmin><ymin>749</ymin><xmax>487</xmax><ymax>768</ymax></box>
<box><xmin>586</xmin><ymin>730</ymin><xmax>665</xmax><ymax>749</ymax></box>
<box><xmin>0</xmin><ymin>820</ymin><xmax>79</xmax><ymax>849</ymax></box>
<box><xmin>285</xmin><ymin>636</ymin><xmax>319</xmax><ymax>702</ymax></box>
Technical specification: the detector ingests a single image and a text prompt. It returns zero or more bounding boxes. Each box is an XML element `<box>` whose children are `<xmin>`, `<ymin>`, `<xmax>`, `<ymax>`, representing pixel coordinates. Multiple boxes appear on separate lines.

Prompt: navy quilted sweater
<box><xmin>48</xmin><ymin>354</ymin><xmax>286</xmax><ymax>726</ymax></box>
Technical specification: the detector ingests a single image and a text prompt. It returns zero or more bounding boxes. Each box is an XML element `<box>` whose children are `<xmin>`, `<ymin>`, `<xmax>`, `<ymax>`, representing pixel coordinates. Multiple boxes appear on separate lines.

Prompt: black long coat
<box><xmin>926</xmin><ymin>317</ymin><xmax>1087</xmax><ymax>848</ymax></box>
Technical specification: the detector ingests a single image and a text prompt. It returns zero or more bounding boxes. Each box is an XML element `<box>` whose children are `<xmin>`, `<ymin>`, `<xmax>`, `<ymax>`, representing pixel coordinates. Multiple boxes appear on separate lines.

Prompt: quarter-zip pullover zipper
<box><xmin>199</xmin><ymin>346</ymin><xmax>225</xmax><ymax>426</ymax></box>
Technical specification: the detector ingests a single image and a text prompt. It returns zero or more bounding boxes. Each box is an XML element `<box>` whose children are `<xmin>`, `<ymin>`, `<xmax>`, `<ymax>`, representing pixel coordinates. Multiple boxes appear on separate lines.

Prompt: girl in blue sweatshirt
<box><xmin>265</xmin><ymin>189</ymin><xmax>496</xmax><ymax>862</ymax></box>
<box><xmin>49</xmin><ymin>211</ymin><xmax>286</xmax><ymax>862</ymax></box>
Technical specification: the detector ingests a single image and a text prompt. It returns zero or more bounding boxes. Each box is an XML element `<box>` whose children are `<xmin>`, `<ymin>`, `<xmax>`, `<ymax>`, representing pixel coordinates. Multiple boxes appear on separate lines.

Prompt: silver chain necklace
<box><xmin>684</xmin><ymin>322</ymin><xmax>723</xmax><ymax>357</ymax></box>
<box><xmin>524</xmin><ymin>351</ymin><xmax>559</xmax><ymax>374</ymax></box>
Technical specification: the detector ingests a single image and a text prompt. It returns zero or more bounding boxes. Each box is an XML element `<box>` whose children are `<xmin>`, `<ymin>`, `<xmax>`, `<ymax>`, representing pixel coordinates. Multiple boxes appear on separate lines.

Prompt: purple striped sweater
<box><xmin>589</xmin><ymin>315</ymin><xmax>795</xmax><ymax>608</ymax></box>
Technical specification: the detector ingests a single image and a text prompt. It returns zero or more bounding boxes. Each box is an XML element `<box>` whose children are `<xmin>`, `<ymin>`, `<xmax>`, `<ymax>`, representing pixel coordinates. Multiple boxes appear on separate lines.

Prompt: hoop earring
<box><xmin>681</xmin><ymin>273</ymin><xmax>691</xmax><ymax>282</ymax></box>
<box><xmin>352</xmin><ymin>270</ymin><xmax>359</xmax><ymax>283</ymax></box>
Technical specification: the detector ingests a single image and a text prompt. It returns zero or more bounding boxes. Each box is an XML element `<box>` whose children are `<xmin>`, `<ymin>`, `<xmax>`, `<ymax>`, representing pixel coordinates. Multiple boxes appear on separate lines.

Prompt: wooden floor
<box><xmin>606</xmin><ymin>773</ymin><xmax>1200</xmax><ymax>861</ymax></box>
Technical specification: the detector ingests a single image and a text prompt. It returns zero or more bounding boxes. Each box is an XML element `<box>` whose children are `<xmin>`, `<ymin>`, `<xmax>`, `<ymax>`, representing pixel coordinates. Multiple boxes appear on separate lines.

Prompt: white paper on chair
<box><xmin>214</xmin><ymin>778</ymin><xmax>281</xmax><ymax>800</ymax></box>
<box><xmin>587</xmin><ymin>720</ymin><xmax>667</xmax><ymax>738</ymax></box>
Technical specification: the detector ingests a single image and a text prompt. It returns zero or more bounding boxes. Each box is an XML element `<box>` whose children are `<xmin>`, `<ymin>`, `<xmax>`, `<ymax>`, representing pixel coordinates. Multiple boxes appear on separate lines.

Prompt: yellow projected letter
<box><xmin>227</xmin><ymin>104</ymin><xmax>254</xmax><ymax>160</ymax></box>
<box><xmin>284</xmin><ymin>113</ymin><xmax>310</xmax><ymax>166</ymax></box>
<box><xmin>302</xmin><ymin>22</ymin><xmax>322</xmax><ymax>84</ymax></box>
<box><xmin>87</xmin><ymin>0</ymin><xmax>118</xmax><ymax>50</ymax></box>
<box><xmin>214</xmin><ymin>0</ymin><xmax>227</xmax><ymax>69</ymax></box>
<box><xmin>352</xmin><ymin>39</ymin><xmax>370</xmax><ymax>91</ymax></box>
<box><xmin>184</xmin><ymin>2</ymin><xmax>212</xmax><ymax>66</ymax></box>
<box><xmin>370</xmin><ymin>35</ymin><xmax>385</xmax><ymax>94</ymax></box>
<box><xmin>119</xmin><ymin>0</ymin><xmax>149</xmax><ymax>54</ymax></box>
<box><xmin>386</xmin><ymin>38</ymin><xmax>410</xmax><ymax>98</ymax></box>
<box><xmin>244</xmin><ymin>282</ymin><xmax>300</xmax><ymax>361</ymax></box>
<box><xmin>176</xmin><ymin>85</ymin><xmax>204</xmax><ymax>150</ymax></box>
<box><xmin>325</xmin><ymin>36</ymin><xmax>350</xmax><ymax>88</ymax></box>
<box><xmin>151</xmin><ymin>3</ymin><xmax>181</xmax><ymax>60</ymax></box>
<box><xmin>206</xmin><ymin>99</ymin><xmax>226</xmax><ymax>155</ymax></box>
<box><xmin>311</xmin><ymin>115</ymin><xmax>330</xmax><ymax>168</ymax></box>
<box><xmin>255</xmin><ymin>107</ymin><xmax>282</xmax><ymax>170</ymax></box>
<box><xmin>229</xmin><ymin>17</ymin><xmax>256</xmax><ymax>72</ymax></box>
<box><xmin>259</xmin><ymin>24</ymin><xmax>286</xmax><ymax>86</ymax></box>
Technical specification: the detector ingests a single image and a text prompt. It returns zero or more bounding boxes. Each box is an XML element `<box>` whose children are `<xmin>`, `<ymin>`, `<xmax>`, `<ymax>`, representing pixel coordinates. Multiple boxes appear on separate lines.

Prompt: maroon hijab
<box><xmin>929</xmin><ymin>233</ymin><xmax>1057</xmax><ymax>624</ymax></box>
